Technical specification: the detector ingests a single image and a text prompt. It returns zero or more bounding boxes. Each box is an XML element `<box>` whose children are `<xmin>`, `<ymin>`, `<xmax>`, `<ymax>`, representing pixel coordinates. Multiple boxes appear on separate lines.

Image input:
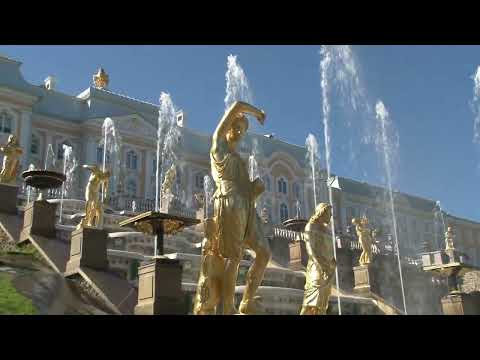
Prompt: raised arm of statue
<box><xmin>211</xmin><ymin>101</ymin><xmax>265</xmax><ymax>157</ymax></box>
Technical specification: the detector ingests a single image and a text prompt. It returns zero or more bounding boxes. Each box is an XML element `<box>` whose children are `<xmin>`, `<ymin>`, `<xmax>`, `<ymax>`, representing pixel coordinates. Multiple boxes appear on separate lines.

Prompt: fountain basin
<box><xmin>282</xmin><ymin>218</ymin><xmax>308</xmax><ymax>232</ymax></box>
<box><xmin>22</xmin><ymin>170</ymin><xmax>66</xmax><ymax>189</ymax></box>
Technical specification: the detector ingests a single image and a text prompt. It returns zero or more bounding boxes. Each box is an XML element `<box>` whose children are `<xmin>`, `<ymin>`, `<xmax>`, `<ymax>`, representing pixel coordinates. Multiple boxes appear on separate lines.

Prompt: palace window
<box><xmin>277</xmin><ymin>178</ymin><xmax>287</xmax><ymax>195</ymax></box>
<box><xmin>280</xmin><ymin>203</ymin><xmax>289</xmax><ymax>223</ymax></box>
<box><xmin>31</xmin><ymin>134</ymin><xmax>40</xmax><ymax>155</ymax></box>
<box><xmin>127</xmin><ymin>179</ymin><xmax>137</xmax><ymax>197</ymax></box>
<box><xmin>0</xmin><ymin>110</ymin><xmax>12</xmax><ymax>134</ymax></box>
<box><xmin>126</xmin><ymin>150</ymin><xmax>138</xmax><ymax>170</ymax></box>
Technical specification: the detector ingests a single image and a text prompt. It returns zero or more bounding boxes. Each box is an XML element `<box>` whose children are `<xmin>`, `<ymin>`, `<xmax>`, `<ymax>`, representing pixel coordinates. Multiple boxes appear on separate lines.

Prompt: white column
<box><xmin>20</xmin><ymin>111</ymin><xmax>32</xmax><ymax>169</ymax></box>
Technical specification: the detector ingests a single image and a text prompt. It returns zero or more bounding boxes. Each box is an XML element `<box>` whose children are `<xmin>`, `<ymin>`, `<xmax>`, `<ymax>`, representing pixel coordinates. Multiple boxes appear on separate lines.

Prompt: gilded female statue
<box><xmin>209</xmin><ymin>100</ymin><xmax>271</xmax><ymax>315</ymax></box>
<box><xmin>352</xmin><ymin>216</ymin><xmax>373</xmax><ymax>266</ymax></box>
<box><xmin>78</xmin><ymin>165</ymin><xmax>110</xmax><ymax>229</ymax></box>
<box><xmin>300</xmin><ymin>203</ymin><xmax>336</xmax><ymax>315</ymax></box>
<box><xmin>0</xmin><ymin>134</ymin><xmax>23</xmax><ymax>184</ymax></box>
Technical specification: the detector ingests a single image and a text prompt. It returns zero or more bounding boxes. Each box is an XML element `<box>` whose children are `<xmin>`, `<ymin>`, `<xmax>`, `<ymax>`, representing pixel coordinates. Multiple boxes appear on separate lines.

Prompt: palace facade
<box><xmin>1</xmin><ymin>53</ymin><xmax>480</xmax><ymax>270</ymax></box>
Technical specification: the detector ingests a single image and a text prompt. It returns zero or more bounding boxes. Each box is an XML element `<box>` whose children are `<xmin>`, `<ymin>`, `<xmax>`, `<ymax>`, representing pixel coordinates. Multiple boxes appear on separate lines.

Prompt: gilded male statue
<box><xmin>78</xmin><ymin>165</ymin><xmax>110</xmax><ymax>229</ymax></box>
<box><xmin>210</xmin><ymin>100</ymin><xmax>271</xmax><ymax>315</ymax></box>
<box><xmin>300</xmin><ymin>203</ymin><xmax>336</xmax><ymax>315</ymax></box>
<box><xmin>352</xmin><ymin>216</ymin><xmax>374</xmax><ymax>266</ymax></box>
<box><xmin>193</xmin><ymin>218</ymin><xmax>225</xmax><ymax>315</ymax></box>
<box><xmin>0</xmin><ymin>134</ymin><xmax>23</xmax><ymax>184</ymax></box>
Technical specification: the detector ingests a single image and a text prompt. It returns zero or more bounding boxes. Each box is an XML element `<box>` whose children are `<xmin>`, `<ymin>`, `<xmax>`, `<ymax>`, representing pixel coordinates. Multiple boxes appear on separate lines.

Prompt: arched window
<box><xmin>31</xmin><ymin>134</ymin><xmax>40</xmax><ymax>155</ymax></box>
<box><xmin>277</xmin><ymin>178</ymin><xmax>287</xmax><ymax>195</ymax></box>
<box><xmin>127</xmin><ymin>179</ymin><xmax>137</xmax><ymax>197</ymax></box>
<box><xmin>0</xmin><ymin>110</ymin><xmax>13</xmax><ymax>134</ymax></box>
<box><xmin>263</xmin><ymin>175</ymin><xmax>271</xmax><ymax>192</ymax></box>
<box><xmin>280</xmin><ymin>203</ymin><xmax>289</xmax><ymax>223</ymax></box>
<box><xmin>126</xmin><ymin>150</ymin><xmax>138</xmax><ymax>170</ymax></box>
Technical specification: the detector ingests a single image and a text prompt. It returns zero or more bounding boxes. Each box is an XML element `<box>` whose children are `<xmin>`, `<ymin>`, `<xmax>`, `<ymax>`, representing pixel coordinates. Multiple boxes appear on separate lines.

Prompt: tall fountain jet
<box><xmin>58</xmin><ymin>144</ymin><xmax>77</xmax><ymax>224</ymax></box>
<box><xmin>155</xmin><ymin>92</ymin><xmax>181</xmax><ymax>214</ymax></box>
<box><xmin>44</xmin><ymin>144</ymin><xmax>56</xmax><ymax>171</ymax></box>
<box><xmin>306</xmin><ymin>133</ymin><xmax>321</xmax><ymax>207</ymax></box>
<box><xmin>225</xmin><ymin>54</ymin><xmax>253</xmax><ymax>110</ymax></box>
<box><xmin>101</xmin><ymin>117</ymin><xmax>120</xmax><ymax>202</ymax></box>
<box><xmin>248</xmin><ymin>138</ymin><xmax>265</xmax><ymax>212</ymax></box>
<box><xmin>374</xmin><ymin>100</ymin><xmax>407</xmax><ymax>314</ymax></box>
<box><xmin>320</xmin><ymin>45</ymin><xmax>366</xmax><ymax>315</ymax></box>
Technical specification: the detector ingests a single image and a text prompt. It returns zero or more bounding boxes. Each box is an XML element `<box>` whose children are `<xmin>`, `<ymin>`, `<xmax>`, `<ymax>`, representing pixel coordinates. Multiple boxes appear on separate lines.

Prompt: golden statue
<box><xmin>161</xmin><ymin>164</ymin><xmax>176</xmax><ymax>195</ymax></box>
<box><xmin>300</xmin><ymin>203</ymin><xmax>336</xmax><ymax>315</ymax></box>
<box><xmin>0</xmin><ymin>134</ymin><xmax>23</xmax><ymax>184</ymax></box>
<box><xmin>193</xmin><ymin>218</ymin><xmax>225</xmax><ymax>315</ymax></box>
<box><xmin>78</xmin><ymin>165</ymin><xmax>110</xmax><ymax>229</ymax></box>
<box><xmin>352</xmin><ymin>216</ymin><xmax>374</xmax><ymax>266</ymax></box>
<box><xmin>93</xmin><ymin>68</ymin><xmax>109</xmax><ymax>89</ymax></box>
<box><xmin>445</xmin><ymin>225</ymin><xmax>455</xmax><ymax>250</ymax></box>
<box><xmin>209</xmin><ymin>100</ymin><xmax>271</xmax><ymax>315</ymax></box>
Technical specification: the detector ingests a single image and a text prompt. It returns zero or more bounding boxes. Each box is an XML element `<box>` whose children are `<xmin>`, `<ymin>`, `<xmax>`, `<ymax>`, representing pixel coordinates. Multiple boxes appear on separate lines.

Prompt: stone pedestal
<box><xmin>353</xmin><ymin>265</ymin><xmax>378</xmax><ymax>296</ymax></box>
<box><xmin>289</xmin><ymin>241</ymin><xmax>308</xmax><ymax>271</ymax></box>
<box><xmin>65</xmin><ymin>227</ymin><xmax>108</xmax><ymax>275</ymax></box>
<box><xmin>0</xmin><ymin>183</ymin><xmax>18</xmax><ymax>215</ymax></box>
<box><xmin>441</xmin><ymin>292</ymin><xmax>480</xmax><ymax>315</ymax></box>
<box><xmin>19</xmin><ymin>199</ymin><xmax>57</xmax><ymax>243</ymax></box>
<box><xmin>134</xmin><ymin>257</ymin><xmax>185</xmax><ymax>315</ymax></box>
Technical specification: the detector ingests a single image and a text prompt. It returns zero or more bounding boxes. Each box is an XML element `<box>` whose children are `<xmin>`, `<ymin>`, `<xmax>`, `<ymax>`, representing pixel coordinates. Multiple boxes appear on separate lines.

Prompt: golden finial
<box><xmin>93</xmin><ymin>68</ymin><xmax>109</xmax><ymax>89</ymax></box>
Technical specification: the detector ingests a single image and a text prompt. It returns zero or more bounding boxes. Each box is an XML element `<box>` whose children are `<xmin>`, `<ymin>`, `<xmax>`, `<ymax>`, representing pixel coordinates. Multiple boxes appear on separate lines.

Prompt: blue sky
<box><xmin>1</xmin><ymin>45</ymin><xmax>479</xmax><ymax>221</ymax></box>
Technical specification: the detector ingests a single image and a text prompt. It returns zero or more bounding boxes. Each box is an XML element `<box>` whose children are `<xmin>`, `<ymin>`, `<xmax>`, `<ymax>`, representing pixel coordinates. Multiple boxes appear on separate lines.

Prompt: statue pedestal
<box><xmin>289</xmin><ymin>240</ymin><xmax>307</xmax><ymax>271</ymax></box>
<box><xmin>19</xmin><ymin>199</ymin><xmax>57</xmax><ymax>243</ymax></box>
<box><xmin>0</xmin><ymin>183</ymin><xmax>18</xmax><ymax>215</ymax></box>
<box><xmin>65</xmin><ymin>227</ymin><xmax>108</xmax><ymax>275</ymax></box>
<box><xmin>353</xmin><ymin>265</ymin><xmax>378</xmax><ymax>296</ymax></box>
<box><xmin>134</xmin><ymin>257</ymin><xmax>185</xmax><ymax>315</ymax></box>
<box><xmin>441</xmin><ymin>292</ymin><xmax>480</xmax><ymax>315</ymax></box>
